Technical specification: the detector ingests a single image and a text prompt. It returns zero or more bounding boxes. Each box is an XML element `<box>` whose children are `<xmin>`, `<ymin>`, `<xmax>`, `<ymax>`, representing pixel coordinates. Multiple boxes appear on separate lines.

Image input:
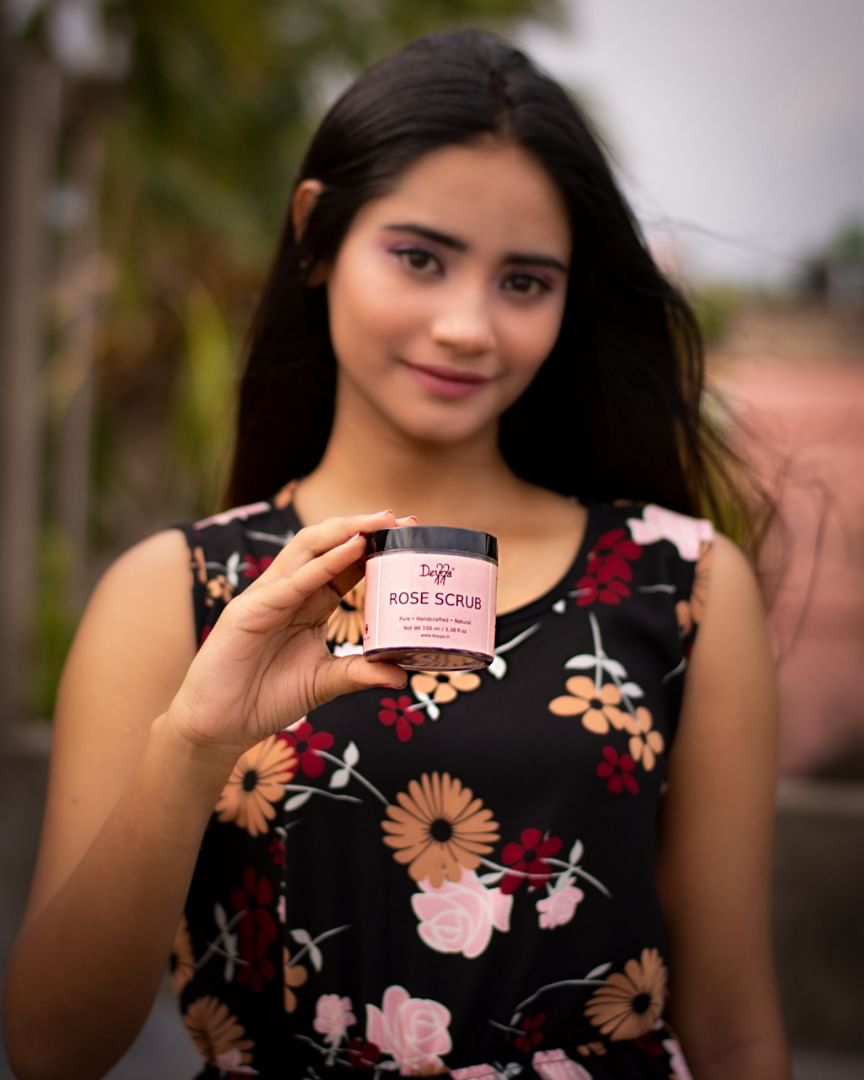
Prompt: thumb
<box><xmin>314</xmin><ymin>654</ymin><xmax>408</xmax><ymax>707</ymax></box>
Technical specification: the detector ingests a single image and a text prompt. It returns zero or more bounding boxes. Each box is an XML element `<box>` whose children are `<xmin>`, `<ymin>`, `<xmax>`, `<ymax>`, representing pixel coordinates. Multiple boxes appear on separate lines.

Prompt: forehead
<box><xmin>353</xmin><ymin>140</ymin><xmax>571</xmax><ymax>258</ymax></box>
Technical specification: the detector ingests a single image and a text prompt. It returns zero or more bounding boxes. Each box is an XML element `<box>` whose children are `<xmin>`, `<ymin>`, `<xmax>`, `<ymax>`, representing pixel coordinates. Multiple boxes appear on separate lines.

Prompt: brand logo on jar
<box><xmin>420</xmin><ymin>562</ymin><xmax>454</xmax><ymax>586</ymax></box>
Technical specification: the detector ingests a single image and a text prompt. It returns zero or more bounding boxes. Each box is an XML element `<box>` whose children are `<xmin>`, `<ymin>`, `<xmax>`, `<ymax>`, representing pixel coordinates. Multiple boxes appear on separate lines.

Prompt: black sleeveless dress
<box><xmin>172</xmin><ymin>482</ymin><xmax>711</xmax><ymax>1079</ymax></box>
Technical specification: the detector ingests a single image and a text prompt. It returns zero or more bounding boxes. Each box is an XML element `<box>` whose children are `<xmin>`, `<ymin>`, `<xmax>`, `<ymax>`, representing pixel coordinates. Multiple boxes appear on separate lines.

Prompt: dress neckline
<box><xmin>273</xmin><ymin>492</ymin><xmax>603</xmax><ymax>625</ymax></box>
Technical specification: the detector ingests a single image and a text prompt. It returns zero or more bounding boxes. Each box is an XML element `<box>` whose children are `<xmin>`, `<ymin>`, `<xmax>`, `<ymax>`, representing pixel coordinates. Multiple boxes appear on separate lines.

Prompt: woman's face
<box><xmin>322</xmin><ymin>139</ymin><xmax>571</xmax><ymax>450</ymax></box>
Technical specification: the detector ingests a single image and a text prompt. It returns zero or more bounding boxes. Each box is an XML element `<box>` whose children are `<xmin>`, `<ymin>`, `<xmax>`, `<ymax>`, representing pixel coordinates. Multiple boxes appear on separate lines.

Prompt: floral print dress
<box><xmin>173</xmin><ymin>483</ymin><xmax>712</xmax><ymax>1080</ymax></box>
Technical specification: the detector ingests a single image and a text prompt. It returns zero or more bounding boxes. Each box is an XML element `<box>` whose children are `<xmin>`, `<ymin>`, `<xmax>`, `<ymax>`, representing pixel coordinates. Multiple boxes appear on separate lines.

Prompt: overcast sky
<box><xmin>520</xmin><ymin>0</ymin><xmax>864</xmax><ymax>284</ymax></box>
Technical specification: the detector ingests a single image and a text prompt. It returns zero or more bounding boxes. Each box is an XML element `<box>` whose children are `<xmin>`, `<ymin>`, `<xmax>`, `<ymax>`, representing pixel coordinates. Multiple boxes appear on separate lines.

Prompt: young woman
<box><xmin>4</xmin><ymin>28</ymin><xmax>790</xmax><ymax>1080</ymax></box>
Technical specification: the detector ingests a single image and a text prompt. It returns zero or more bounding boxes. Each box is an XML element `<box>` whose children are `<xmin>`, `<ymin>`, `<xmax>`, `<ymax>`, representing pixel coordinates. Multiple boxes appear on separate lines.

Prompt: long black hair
<box><xmin>227</xmin><ymin>28</ymin><xmax>770</xmax><ymax>553</ymax></box>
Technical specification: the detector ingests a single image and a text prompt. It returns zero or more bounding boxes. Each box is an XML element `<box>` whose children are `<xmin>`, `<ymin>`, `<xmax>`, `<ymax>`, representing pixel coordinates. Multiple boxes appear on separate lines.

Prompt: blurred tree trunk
<box><xmin>0</xmin><ymin>35</ymin><xmax>62</xmax><ymax>724</ymax></box>
<box><xmin>54</xmin><ymin>107</ymin><xmax>108</xmax><ymax>614</ymax></box>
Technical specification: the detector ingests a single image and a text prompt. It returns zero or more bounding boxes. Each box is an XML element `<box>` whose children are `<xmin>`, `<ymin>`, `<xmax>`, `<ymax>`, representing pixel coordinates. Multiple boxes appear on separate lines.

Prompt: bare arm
<box><xmin>3</xmin><ymin>513</ymin><xmax>407</xmax><ymax>1079</ymax></box>
<box><xmin>655</xmin><ymin>534</ymin><xmax>791</xmax><ymax>1079</ymax></box>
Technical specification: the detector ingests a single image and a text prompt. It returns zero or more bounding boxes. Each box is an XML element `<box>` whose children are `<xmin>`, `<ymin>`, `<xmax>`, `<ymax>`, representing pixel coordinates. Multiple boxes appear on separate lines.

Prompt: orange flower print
<box><xmin>206</xmin><ymin>573</ymin><xmax>234</xmax><ymax>607</ymax></box>
<box><xmin>584</xmin><ymin>948</ymin><xmax>667</xmax><ymax>1040</ymax></box>
<box><xmin>328</xmin><ymin>579</ymin><xmax>366</xmax><ymax>645</ymax></box>
<box><xmin>215</xmin><ymin>736</ymin><xmax>297</xmax><ymax>836</ymax></box>
<box><xmin>410</xmin><ymin>670</ymin><xmax>482</xmax><ymax>704</ymax></box>
<box><xmin>627</xmin><ymin>707</ymin><xmax>665</xmax><ymax>771</ymax></box>
<box><xmin>190</xmin><ymin>545</ymin><xmax>207</xmax><ymax>588</ymax></box>
<box><xmin>382</xmin><ymin>773</ymin><xmax>500</xmax><ymax>887</ymax></box>
<box><xmin>675</xmin><ymin>541</ymin><xmax>712</xmax><ymax>637</ymax></box>
<box><xmin>184</xmin><ymin>995</ymin><xmax>254</xmax><ymax>1067</ymax></box>
<box><xmin>170</xmin><ymin>916</ymin><xmax>195</xmax><ymax>995</ymax></box>
<box><xmin>283</xmin><ymin>946</ymin><xmax>309</xmax><ymax>1013</ymax></box>
<box><xmin>549</xmin><ymin>676</ymin><xmax>628</xmax><ymax>734</ymax></box>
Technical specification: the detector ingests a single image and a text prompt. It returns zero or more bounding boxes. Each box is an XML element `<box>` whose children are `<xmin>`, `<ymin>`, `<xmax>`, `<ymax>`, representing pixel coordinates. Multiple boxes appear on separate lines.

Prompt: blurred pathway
<box><xmin>711</xmin><ymin>314</ymin><xmax>864</xmax><ymax>774</ymax></box>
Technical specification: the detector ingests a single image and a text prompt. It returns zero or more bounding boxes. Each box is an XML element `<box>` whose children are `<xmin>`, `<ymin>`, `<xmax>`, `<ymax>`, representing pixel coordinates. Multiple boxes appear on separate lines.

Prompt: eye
<box><xmin>502</xmin><ymin>272</ymin><xmax>551</xmax><ymax>298</ymax></box>
<box><xmin>394</xmin><ymin>247</ymin><xmax>442</xmax><ymax>275</ymax></box>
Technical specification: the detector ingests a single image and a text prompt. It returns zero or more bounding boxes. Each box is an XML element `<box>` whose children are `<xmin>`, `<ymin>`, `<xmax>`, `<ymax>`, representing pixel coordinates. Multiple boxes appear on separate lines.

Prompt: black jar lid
<box><xmin>365</xmin><ymin>525</ymin><xmax>498</xmax><ymax>562</ymax></box>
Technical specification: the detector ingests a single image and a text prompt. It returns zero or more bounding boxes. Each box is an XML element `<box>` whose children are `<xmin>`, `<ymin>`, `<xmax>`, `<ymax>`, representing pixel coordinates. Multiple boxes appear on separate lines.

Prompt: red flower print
<box><xmin>596</xmin><ymin>746</ymin><xmax>639</xmax><ymax>795</ymax></box>
<box><xmin>279</xmin><ymin>720</ymin><xmax>334</xmax><ymax>778</ymax></box>
<box><xmin>514</xmin><ymin>1011</ymin><xmax>547</xmax><ymax>1053</ymax></box>
<box><xmin>377</xmin><ymin>695</ymin><xmax>425</xmax><ymax>742</ymax></box>
<box><xmin>347</xmin><ymin>1039</ymin><xmax>382</xmax><ymax>1069</ymax></box>
<box><xmin>242</xmin><ymin>554</ymin><xmax>274</xmax><ymax>580</ymax></box>
<box><xmin>575</xmin><ymin>574</ymin><xmax>631</xmax><ymax>606</ymax></box>
<box><xmin>634</xmin><ymin>1032</ymin><xmax>664</xmax><ymax>1057</ymax></box>
<box><xmin>576</xmin><ymin>528</ymin><xmax>642</xmax><ymax>607</ymax></box>
<box><xmin>268</xmin><ymin>836</ymin><xmax>286</xmax><ymax>866</ymax></box>
<box><xmin>500</xmin><ymin>828</ymin><xmax>563</xmax><ymax>895</ymax></box>
<box><xmin>229</xmin><ymin>868</ymin><xmax>278</xmax><ymax>991</ymax></box>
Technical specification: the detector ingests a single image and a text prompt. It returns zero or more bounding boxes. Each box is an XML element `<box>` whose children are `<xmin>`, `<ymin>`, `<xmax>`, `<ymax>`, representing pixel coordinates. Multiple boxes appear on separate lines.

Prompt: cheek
<box><xmin>506</xmin><ymin>302</ymin><xmax>566</xmax><ymax>378</ymax></box>
<box><xmin>327</xmin><ymin>267</ymin><xmax>404</xmax><ymax>361</ymax></box>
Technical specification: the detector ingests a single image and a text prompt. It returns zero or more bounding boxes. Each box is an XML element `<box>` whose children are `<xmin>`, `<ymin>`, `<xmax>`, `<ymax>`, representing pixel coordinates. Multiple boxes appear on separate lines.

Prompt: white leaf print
<box><xmin>329</xmin><ymin>767</ymin><xmax>351</xmax><ymax>789</ymax></box>
<box><xmin>601</xmin><ymin>659</ymin><xmax>626</xmax><ymax>679</ymax></box>
<box><xmin>621</xmin><ymin>681</ymin><xmax>644</xmax><ymax>698</ymax></box>
<box><xmin>568</xmin><ymin>840</ymin><xmax>584</xmax><ymax>866</ymax></box>
<box><xmin>564</xmin><ymin>654</ymin><xmax>596</xmax><ymax>670</ymax></box>
<box><xmin>214</xmin><ymin>903</ymin><xmax>229</xmax><ymax>930</ymax></box>
<box><xmin>488</xmin><ymin>655</ymin><xmax>507</xmax><ymax>680</ymax></box>
<box><xmin>291</xmin><ymin>928</ymin><xmax>311</xmax><ymax>946</ymax></box>
<box><xmin>333</xmin><ymin>642</ymin><xmax>363</xmax><ymax>658</ymax></box>
<box><xmin>308</xmin><ymin>943</ymin><xmax>323</xmax><ymax>972</ymax></box>
<box><xmin>552</xmin><ymin>599</ymin><xmax>567</xmax><ymax>614</ymax></box>
<box><xmin>225</xmin><ymin>551</ymin><xmax>241</xmax><ymax>587</ymax></box>
<box><xmin>343</xmin><ymin>741</ymin><xmax>360</xmax><ymax>767</ymax></box>
<box><xmin>479</xmin><ymin>871</ymin><xmax>505</xmax><ymax>886</ymax></box>
<box><xmin>427</xmin><ymin>701</ymin><xmax>441</xmax><ymax>721</ymax></box>
<box><xmin>585</xmin><ymin>962</ymin><xmax>612</xmax><ymax>980</ymax></box>
<box><xmin>285</xmin><ymin>790</ymin><xmax>312</xmax><ymax>812</ymax></box>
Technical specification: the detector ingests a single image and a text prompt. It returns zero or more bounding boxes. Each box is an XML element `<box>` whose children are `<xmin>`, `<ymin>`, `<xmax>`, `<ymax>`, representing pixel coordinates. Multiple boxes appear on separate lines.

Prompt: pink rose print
<box><xmin>215</xmin><ymin>1048</ymin><xmax>258</xmax><ymax>1074</ymax></box>
<box><xmin>532</xmin><ymin>1050</ymin><xmax>593</xmax><ymax>1079</ymax></box>
<box><xmin>663</xmin><ymin>1038</ymin><xmax>693</xmax><ymax>1079</ymax></box>
<box><xmin>536</xmin><ymin>880</ymin><xmax>585</xmax><ymax>930</ymax></box>
<box><xmin>450</xmin><ymin>1067</ymin><xmax>497</xmax><ymax>1079</ymax></box>
<box><xmin>366</xmin><ymin>985</ymin><xmax>452</xmax><ymax>1075</ymax></box>
<box><xmin>627</xmin><ymin>504</ymin><xmax>713</xmax><ymax>561</ymax></box>
<box><xmin>314</xmin><ymin>994</ymin><xmax>357</xmax><ymax>1046</ymax></box>
<box><xmin>411</xmin><ymin>869</ymin><xmax>513</xmax><ymax>959</ymax></box>
<box><xmin>195</xmin><ymin>501</ymin><xmax>271</xmax><ymax>529</ymax></box>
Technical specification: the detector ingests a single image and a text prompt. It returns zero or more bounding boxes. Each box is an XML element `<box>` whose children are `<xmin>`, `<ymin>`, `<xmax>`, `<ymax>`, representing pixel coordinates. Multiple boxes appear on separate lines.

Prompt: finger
<box><xmin>314</xmin><ymin>653</ymin><xmax>408</xmax><ymax>706</ymax></box>
<box><xmin>244</xmin><ymin>533</ymin><xmax>369</xmax><ymax>624</ymax></box>
<box><xmin>271</xmin><ymin>510</ymin><xmax>399</xmax><ymax>576</ymax></box>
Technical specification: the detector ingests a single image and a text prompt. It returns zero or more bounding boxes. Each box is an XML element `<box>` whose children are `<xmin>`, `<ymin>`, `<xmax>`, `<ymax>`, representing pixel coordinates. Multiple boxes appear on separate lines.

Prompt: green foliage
<box><xmin>172</xmin><ymin>281</ymin><xmax>239</xmax><ymax>515</ymax></box>
<box><xmin>691</xmin><ymin>284</ymin><xmax>742</xmax><ymax>348</ymax></box>
<box><xmin>31</xmin><ymin>527</ymin><xmax>78</xmax><ymax>721</ymax></box>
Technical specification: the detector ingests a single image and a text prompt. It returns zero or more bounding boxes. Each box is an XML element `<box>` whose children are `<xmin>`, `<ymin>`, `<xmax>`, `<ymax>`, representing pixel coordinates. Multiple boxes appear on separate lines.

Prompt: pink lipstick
<box><xmin>403</xmin><ymin>361</ymin><xmax>491</xmax><ymax>399</ymax></box>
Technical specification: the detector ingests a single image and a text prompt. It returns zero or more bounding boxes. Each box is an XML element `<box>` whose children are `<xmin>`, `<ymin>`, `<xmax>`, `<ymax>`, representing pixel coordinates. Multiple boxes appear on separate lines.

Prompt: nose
<box><xmin>430</xmin><ymin>287</ymin><xmax>496</xmax><ymax>356</ymax></box>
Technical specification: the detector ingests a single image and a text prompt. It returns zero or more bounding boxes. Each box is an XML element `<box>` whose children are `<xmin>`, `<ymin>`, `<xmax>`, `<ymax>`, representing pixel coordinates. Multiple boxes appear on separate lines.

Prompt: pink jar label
<box><xmin>364</xmin><ymin>551</ymin><xmax>497</xmax><ymax>656</ymax></box>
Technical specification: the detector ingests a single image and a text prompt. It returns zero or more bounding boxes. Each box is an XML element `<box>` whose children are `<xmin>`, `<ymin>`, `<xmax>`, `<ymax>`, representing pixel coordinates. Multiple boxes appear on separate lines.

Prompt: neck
<box><xmin>293</xmin><ymin>397</ymin><xmax>525</xmax><ymax>530</ymax></box>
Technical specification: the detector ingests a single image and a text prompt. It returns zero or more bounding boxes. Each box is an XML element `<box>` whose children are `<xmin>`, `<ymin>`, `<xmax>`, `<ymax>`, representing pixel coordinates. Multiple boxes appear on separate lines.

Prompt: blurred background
<box><xmin>1</xmin><ymin>1</ymin><xmax>862</xmax><ymax>1077</ymax></box>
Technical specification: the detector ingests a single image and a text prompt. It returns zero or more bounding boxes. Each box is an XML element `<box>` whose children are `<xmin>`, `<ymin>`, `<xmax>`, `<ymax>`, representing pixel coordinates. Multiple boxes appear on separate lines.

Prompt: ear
<box><xmin>291</xmin><ymin>179</ymin><xmax>323</xmax><ymax>242</ymax></box>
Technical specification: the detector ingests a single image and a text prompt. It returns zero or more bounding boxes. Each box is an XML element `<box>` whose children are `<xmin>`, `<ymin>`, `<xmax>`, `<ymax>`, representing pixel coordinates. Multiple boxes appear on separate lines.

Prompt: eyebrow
<box><xmin>382</xmin><ymin>222</ymin><xmax>569</xmax><ymax>274</ymax></box>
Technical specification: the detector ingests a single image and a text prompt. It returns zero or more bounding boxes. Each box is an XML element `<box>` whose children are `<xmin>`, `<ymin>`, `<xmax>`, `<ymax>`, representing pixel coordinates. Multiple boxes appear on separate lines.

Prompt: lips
<box><xmin>402</xmin><ymin>361</ymin><xmax>492</xmax><ymax>399</ymax></box>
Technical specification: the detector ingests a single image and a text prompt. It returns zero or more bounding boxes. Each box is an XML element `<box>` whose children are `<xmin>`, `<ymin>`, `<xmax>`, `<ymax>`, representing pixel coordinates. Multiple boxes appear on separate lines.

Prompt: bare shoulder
<box><xmin>690</xmin><ymin>530</ymin><xmax>772</xmax><ymax>690</ymax></box>
<box><xmin>24</xmin><ymin>528</ymin><xmax>197</xmax><ymax>923</ymax></box>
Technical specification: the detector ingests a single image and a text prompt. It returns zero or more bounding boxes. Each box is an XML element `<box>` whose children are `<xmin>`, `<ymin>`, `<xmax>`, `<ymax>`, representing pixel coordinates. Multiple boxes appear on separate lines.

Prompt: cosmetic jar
<box><xmin>363</xmin><ymin>526</ymin><xmax>498</xmax><ymax>671</ymax></box>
